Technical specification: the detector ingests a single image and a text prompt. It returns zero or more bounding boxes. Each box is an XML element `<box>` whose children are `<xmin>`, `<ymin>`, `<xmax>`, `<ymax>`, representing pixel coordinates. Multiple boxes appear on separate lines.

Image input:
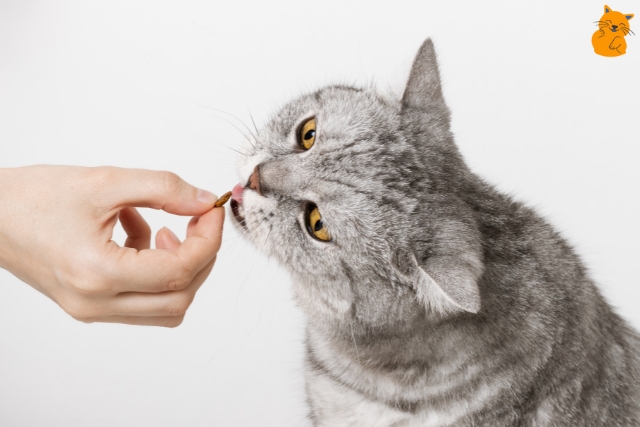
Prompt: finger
<box><xmin>155</xmin><ymin>227</ymin><xmax>181</xmax><ymax>250</ymax></box>
<box><xmin>102</xmin><ymin>258</ymin><xmax>215</xmax><ymax>316</ymax></box>
<box><xmin>82</xmin><ymin>315</ymin><xmax>185</xmax><ymax>328</ymax></box>
<box><xmin>186</xmin><ymin>216</ymin><xmax>199</xmax><ymax>238</ymax></box>
<box><xmin>104</xmin><ymin>207</ymin><xmax>224</xmax><ymax>293</ymax></box>
<box><xmin>174</xmin><ymin>206</ymin><xmax>224</xmax><ymax>268</ymax></box>
<box><xmin>119</xmin><ymin>207</ymin><xmax>151</xmax><ymax>250</ymax></box>
<box><xmin>95</xmin><ymin>166</ymin><xmax>219</xmax><ymax>216</ymax></box>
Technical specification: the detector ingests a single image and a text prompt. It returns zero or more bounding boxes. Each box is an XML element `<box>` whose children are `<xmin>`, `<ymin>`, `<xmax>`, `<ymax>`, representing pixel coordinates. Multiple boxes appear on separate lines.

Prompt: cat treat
<box><xmin>214</xmin><ymin>191</ymin><xmax>232</xmax><ymax>208</ymax></box>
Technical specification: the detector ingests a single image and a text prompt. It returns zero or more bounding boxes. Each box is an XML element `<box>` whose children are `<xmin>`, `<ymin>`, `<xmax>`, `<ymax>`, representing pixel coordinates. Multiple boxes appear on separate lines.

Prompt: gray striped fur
<box><xmin>231</xmin><ymin>39</ymin><xmax>640</xmax><ymax>426</ymax></box>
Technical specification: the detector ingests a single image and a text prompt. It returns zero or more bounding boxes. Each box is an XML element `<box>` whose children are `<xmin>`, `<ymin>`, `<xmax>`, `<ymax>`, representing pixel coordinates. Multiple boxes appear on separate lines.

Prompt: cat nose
<box><xmin>246</xmin><ymin>165</ymin><xmax>262</xmax><ymax>195</ymax></box>
<box><xmin>250</xmin><ymin>158</ymin><xmax>296</xmax><ymax>198</ymax></box>
<box><xmin>612</xmin><ymin>25</ymin><xmax>618</xmax><ymax>29</ymax></box>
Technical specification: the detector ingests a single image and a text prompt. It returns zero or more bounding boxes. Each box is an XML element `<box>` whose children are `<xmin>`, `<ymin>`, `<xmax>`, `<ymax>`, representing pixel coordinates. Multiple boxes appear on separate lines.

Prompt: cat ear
<box><xmin>401</xmin><ymin>38</ymin><xmax>447</xmax><ymax>114</ymax></box>
<box><xmin>393</xmin><ymin>248</ymin><xmax>482</xmax><ymax>314</ymax></box>
<box><xmin>604</xmin><ymin>5</ymin><xmax>611</xmax><ymax>14</ymax></box>
<box><xmin>625</xmin><ymin>14</ymin><xmax>634</xmax><ymax>20</ymax></box>
<box><xmin>416</xmin><ymin>254</ymin><xmax>482</xmax><ymax>314</ymax></box>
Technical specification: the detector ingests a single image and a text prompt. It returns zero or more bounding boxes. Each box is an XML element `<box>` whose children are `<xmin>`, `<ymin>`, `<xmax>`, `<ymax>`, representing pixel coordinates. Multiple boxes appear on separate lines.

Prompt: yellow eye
<box><xmin>298</xmin><ymin>118</ymin><xmax>316</xmax><ymax>150</ymax></box>
<box><xmin>306</xmin><ymin>204</ymin><xmax>331</xmax><ymax>242</ymax></box>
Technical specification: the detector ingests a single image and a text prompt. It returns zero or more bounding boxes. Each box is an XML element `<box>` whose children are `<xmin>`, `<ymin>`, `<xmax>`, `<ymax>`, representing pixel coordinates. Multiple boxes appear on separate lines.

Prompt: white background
<box><xmin>1</xmin><ymin>1</ymin><xmax>638</xmax><ymax>426</ymax></box>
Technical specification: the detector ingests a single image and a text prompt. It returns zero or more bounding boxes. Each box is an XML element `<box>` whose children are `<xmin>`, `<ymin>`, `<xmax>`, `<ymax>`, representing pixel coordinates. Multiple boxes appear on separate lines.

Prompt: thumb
<box><xmin>100</xmin><ymin>167</ymin><xmax>219</xmax><ymax>216</ymax></box>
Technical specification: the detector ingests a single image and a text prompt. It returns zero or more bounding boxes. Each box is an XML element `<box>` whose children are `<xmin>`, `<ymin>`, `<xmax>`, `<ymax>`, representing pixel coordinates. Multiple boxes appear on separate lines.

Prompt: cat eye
<box><xmin>305</xmin><ymin>203</ymin><xmax>331</xmax><ymax>242</ymax></box>
<box><xmin>298</xmin><ymin>118</ymin><xmax>316</xmax><ymax>150</ymax></box>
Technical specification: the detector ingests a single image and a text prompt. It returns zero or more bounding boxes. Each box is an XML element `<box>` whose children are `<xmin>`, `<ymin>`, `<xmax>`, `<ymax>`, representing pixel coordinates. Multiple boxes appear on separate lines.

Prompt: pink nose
<box><xmin>247</xmin><ymin>165</ymin><xmax>261</xmax><ymax>195</ymax></box>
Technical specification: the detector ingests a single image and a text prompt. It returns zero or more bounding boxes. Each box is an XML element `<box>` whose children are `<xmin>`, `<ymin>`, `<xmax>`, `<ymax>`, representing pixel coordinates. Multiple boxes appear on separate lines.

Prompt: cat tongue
<box><xmin>231</xmin><ymin>183</ymin><xmax>245</xmax><ymax>203</ymax></box>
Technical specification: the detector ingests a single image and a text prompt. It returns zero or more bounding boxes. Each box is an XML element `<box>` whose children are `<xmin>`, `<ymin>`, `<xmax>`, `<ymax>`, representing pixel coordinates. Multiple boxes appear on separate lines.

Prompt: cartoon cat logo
<box><xmin>592</xmin><ymin>5</ymin><xmax>634</xmax><ymax>56</ymax></box>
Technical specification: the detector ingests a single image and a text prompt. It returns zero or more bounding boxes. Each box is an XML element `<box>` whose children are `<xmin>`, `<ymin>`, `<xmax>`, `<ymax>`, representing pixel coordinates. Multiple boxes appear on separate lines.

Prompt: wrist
<box><xmin>0</xmin><ymin>168</ymin><xmax>15</xmax><ymax>269</ymax></box>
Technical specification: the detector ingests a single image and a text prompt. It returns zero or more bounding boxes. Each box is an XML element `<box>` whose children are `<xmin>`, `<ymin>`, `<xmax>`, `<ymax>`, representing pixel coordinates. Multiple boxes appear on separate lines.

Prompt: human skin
<box><xmin>0</xmin><ymin>165</ymin><xmax>225</xmax><ymax>327</ymax></box>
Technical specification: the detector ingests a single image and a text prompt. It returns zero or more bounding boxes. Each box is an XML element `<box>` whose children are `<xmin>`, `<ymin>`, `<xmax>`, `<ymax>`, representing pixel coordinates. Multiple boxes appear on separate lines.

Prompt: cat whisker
<box><xmin>149</xmin><ymin>112</ymin><xmax>246</xmax><ymax>158</ymax></box>
<box><xmin>249</xmin><ymin>112</ymin><xmax>261</xmax><ymax>138</ymax></box>
<box><xmin>221</xmin><ymin>217</ymin><xmax>267</xmax><ymax>243</ymax></box>
<box><xmin>182</xmin><ymin>97</ymin><xmax>259</xmax><ymax>148</ymax></box>
<box><xmin>175</xmin><ymin>98</ymin><xmax>251</xmax><ymax>144</ymax></box>
<box><xmin>160</xmin><ymin>105</ymin><xmax>253</xmax><ymax>157</ymax></box>
<box><xmin>242</xmin><ymin>215</ymin><xmax>271</xmax><ymax>238</ymax></box>
<box><xmin>244</xmin><ymin>214</ymin><xmax>271</xmax><ymax>235</ymax></box>
<box><xmin>225</xmin><ymin>221</ymin><xmax>262</xmax><ymax>241</ymax></box>
<box><xmin>259</xmin><ymin>223</ymin><xmax>273</xmax><ymax>251</ymax></box>
<box><xmin>203</xmin><ymin>112</ymin><xmax>258</xmax><ymax>150</ymax></box>
<box><xmin>187</xmin><ymin>130</ymin><xmax>248</xmax><ymax>157</ymax></box>
<box><xmin>211</xmin><ymin>109</ymin><xmax>259</xmax><ymax>148</ymax></box>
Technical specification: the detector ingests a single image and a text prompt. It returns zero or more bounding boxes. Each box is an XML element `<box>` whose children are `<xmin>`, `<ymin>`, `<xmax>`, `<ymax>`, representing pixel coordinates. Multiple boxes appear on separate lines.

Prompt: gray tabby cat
<box><xmin>229</xmin><ymin>39</ymin><xmax>640</xmax><ymax>426</ymax></box>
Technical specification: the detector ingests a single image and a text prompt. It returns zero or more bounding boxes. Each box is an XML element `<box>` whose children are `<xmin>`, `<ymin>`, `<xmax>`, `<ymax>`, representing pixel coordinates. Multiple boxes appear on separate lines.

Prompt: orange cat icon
<box><xmin>592</xmin><ymin>5</ymin><xmax>634</xmax><ymax>56</ymax></box>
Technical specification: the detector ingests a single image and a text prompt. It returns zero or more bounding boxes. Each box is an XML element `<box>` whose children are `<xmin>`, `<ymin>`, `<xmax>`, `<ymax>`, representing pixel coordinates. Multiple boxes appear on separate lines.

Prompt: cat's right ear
<box><xmin>604</xmin><ymin>5</ymin><xmax>611</xmax><ymax>13</ymax></box>
<box><xmin>401</xmin><ymin>38</ymin><xmax>449</xmax><ymax>116</ymax></box>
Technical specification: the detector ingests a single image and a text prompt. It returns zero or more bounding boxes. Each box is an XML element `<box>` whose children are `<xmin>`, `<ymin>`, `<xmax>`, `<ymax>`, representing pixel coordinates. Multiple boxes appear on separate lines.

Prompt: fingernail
<box><xmin>197</xmin><ymin>189</ymin><xmax>218</xmax><ymax>204</ymax></box>
<box><xmin>163</xmin><ymin>227</ymin><xmax>181</xmax><ymax>244</ymax></box>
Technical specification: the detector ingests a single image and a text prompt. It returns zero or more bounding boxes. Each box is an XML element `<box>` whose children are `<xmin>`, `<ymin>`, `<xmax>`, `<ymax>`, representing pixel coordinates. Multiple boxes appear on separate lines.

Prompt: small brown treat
<box><xmin>214</xmin><ymin>191</ymin><xmax>232</xmax><ymax>208</ymax></box>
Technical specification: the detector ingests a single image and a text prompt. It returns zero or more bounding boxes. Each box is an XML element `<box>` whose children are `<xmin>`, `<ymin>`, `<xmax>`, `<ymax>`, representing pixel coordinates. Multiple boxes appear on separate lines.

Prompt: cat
<box><xmin>592</xmin><ymin>5</ymin><xmax>634</xmax><ymax>57</ymax></box>
<box><xmin>229</xmin><ymin>39</ymin><xmax>640</xmax><ymax>426</ymax></box>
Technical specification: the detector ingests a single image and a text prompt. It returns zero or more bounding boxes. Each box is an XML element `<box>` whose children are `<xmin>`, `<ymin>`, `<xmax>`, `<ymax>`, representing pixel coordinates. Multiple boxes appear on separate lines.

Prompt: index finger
<box><xmin>104</xmin><ymin>206</ymin><xmax>225</xmax><ymax>293</ymax></box>
<box><xmin>93</xmin><ymin>167</ymin><xmax>219</xmax><ymax>216</ymax></box>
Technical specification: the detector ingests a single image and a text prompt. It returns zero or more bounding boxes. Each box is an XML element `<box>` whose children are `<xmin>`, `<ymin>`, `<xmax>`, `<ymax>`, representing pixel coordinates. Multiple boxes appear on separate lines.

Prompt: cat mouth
<box><xmin>230</xmin><ymin>183</ymin><xmax>247</xmax><ymax>230</ymax></box>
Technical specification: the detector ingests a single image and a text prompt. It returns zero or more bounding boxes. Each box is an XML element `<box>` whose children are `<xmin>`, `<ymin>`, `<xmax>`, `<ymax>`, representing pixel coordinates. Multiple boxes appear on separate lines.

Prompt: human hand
<box><xmin>0</xmin><ymin>165</ymin><xmax>224</xmax><ymax>327</ymax></box>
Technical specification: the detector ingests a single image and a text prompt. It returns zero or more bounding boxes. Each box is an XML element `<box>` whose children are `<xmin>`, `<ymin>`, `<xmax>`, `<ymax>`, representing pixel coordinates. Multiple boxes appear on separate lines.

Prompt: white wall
<box><xmin>1</xmin><ymin>1</ymin><xmax>638</xmax><ymax>426</ymax></box>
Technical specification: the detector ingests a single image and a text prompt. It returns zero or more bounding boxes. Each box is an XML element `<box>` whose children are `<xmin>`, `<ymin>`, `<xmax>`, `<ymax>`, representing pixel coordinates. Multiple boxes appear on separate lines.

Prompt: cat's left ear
<box><xmin>392</xmin><ymin>247</ymin><xmax>483</xmax><ymax>315</ymax></box>
<box><xmin>625</xmin><ymin>13</ymin><xmax>634</xmax><ymax>20</ymax></box>
<box><xmin>401</xmin><ymin>38</ymin><xmax>449</xmax><ymax>117</ymax></box>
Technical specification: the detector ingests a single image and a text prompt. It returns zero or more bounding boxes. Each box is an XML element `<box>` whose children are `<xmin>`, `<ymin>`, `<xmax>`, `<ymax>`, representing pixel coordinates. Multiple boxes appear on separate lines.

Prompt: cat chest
<box><xmin>307</xmin><ymin>368</ymin><xmax>496</xmax><ymax>427</ymax></box>
<box><xmin>306</xmin><ymin>346</ymin><xmax>498</xmax><ymax>426</ymax></box>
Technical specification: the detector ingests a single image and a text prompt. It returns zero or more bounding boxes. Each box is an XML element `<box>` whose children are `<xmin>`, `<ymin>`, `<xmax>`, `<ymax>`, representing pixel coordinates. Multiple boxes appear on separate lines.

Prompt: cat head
<box><xmin>598</xmin><ymin>5</ymin><xmax>634</xmax><ymax>35</ymax></box>
<box><xmin>231</xmin><ymin>39</ymin><xmax>483</xmax><ymax>330</ymax></box>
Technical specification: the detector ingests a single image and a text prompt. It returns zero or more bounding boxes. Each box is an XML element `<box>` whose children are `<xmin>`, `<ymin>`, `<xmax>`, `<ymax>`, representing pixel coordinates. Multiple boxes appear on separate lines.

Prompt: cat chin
<box><xmin>231</xmin><ymin>189</ymin><xmax>278</xmax><ymax>250</ymax></box>
<box><xmin>291</xmin><ymin>278</ymin><xmax>353</xmax><ymax>322</ymax></box>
